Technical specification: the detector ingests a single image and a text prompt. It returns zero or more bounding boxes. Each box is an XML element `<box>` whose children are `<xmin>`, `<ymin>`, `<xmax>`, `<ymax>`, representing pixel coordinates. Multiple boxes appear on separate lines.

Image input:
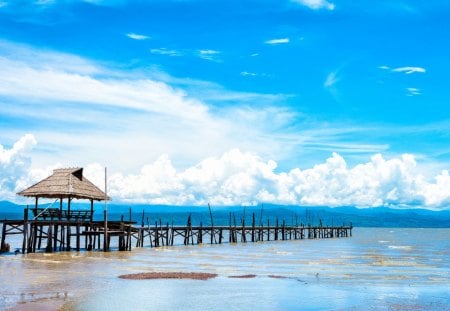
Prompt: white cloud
<box><xmin>378</xmin><ymin>65</ymin><xmax>390</xmax><ymax>70</ymax></box>
<box><xmin>5</xmin><ymin>137</ymin><xmax>450</xmax><ymax>209</ymax></box>
<box><xmin>265</xmin><ymin>38</ymin><xmax>290</xmax><ymax>45</ymax></box>
<box><xmin>0</xmin><ymin>134</ymin><xmax>37</xmax><ymax>201</ymax></box>
<box><xmin>240</xmin><ymin>71</ymin><xmax>257</xmax><ymax>77</ymax></box>
<box><xmin>292</xmin><ymin>0</ymin><xmax>335</xmax><ymax>10</ymax></box>
<box><xmin>197</xmin><ymin>49</ymin><xmax>221</xmax><ymax>61</ymax></box>
<box><xmin>126</xmin><ymin>32</ymin><xmax>150</xmax><ymax>40</ymax></box>
<box><xmin>391</xmin><ymin>66</ymin><xmax>426</xmax><ymax>74</ymax></box>
<box><xmin>150</xmin><ymin>48</ymin><xmax>182</xmax><ymax>56</ymax></box>
<box><xmin>324</xmin><ymin>71</ymin><xmax>339</xmax><ymax>89</ymax></box>
<box><xmin>0</xmin><ymin>40</ymin><xmax>295</xmax><ymax>173</ymax></box>
<box><xmin>251</xmin><ymin>53</ymin><xmax>259</xmax><ymax>57</ymax></box>
<box><xmin>406</xmin><ymin>87</ymin><xmax>421</xmax><ymax>96</ymax></box>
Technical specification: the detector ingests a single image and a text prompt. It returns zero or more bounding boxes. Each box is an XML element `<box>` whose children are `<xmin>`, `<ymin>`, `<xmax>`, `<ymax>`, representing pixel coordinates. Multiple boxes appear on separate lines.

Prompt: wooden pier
<box><xmin>1</xmin><ymin>167</ymin><xmax>353</xmax><ymax>254</ymax></box>
<box><xmin>1</xmin><ymin>208</ymin><xmax>352</xmax><ymax>254</ymax></box>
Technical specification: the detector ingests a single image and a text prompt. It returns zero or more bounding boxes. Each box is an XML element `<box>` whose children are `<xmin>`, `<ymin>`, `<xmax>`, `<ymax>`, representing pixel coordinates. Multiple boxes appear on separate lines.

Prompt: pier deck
<box><xmin>0</xmin><ymin>209</ymin><xmax>352</xmax><ymax>254</ymax></box>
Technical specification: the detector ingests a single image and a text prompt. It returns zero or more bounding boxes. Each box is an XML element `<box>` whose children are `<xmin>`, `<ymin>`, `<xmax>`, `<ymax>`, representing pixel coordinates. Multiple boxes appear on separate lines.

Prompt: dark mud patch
<box><xmin>228</xmin><ymin>274</ymin><xmax>257</xmax><ymax>279</ymax></box>
<box><xmin>119</xmin><ymin>272</ymin><xmax>218</xmax><ymax>280</ymax></box>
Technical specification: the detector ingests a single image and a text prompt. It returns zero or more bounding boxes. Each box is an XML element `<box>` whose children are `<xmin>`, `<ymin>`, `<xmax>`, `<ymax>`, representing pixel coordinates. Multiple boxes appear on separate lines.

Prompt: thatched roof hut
<box><xmin>18</xmin><ymin>168</ymin><xmax>109</xmax><ymax>201</ymax></box>
<box><xmin>17</xmin><ymin>167</ymin><xmax>109</xmax><ymax>220</ymax></box>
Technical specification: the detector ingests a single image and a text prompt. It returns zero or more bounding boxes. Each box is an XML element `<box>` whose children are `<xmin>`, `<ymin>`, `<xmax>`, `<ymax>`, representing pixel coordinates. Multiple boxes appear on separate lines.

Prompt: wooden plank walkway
<box><xmin>0</xmin><ymin>209</ymin><xmax>353</xmax><ymax>254</ymax></box>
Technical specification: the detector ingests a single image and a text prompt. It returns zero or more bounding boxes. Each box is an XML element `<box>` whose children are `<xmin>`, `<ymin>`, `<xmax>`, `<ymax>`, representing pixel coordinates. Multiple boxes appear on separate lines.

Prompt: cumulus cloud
<box><xmin>0</xmin><ymin>134</ymin><xmax>37</xmax><ymax>201</ymax></box>
<box><xmin>4</xmin><ymin>135</ymin><xmax>449</xmax><ymax>209</ymax></box>
<box><xmin>292</xmin><ymin>0</ymin><xmax>335</xmax><ymax>10</ymax></box>
<box><xmin>265</xmin><ymin>38</ymin><xmax>290</xmax><ymax>45</ymax></box>
<box><xmin>85</xmin><ymin>150</ymin><xmax>449</xmax><ymax>209</ymax></box>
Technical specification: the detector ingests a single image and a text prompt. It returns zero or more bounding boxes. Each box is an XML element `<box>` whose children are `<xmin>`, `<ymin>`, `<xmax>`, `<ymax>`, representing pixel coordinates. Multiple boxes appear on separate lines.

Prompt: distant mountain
<box><xmin>0</xmin><ymin>201</ymin><xmax>449</xmax><ymax>228</ymax></box>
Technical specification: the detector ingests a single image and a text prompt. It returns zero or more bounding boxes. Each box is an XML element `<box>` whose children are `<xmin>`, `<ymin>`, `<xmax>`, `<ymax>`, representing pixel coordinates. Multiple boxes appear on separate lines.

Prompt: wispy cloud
<box><xmin>251</xmin><ymin>53</ymin><xmax>259</xmax><ymax>57</ymax></box>
<box><xmin>324</xmin><ymin>71</ymin><xmax>340</xmax><ymax>89</ymax></box>
<box><xmin>35</xmin><ymin>0</ymin><xmax>55</xmax><ymax>5</ymax></box>
<box><xmin>291</xmin><ymin>0</ymin><xmax>335</xmax><ymax>11</ymax></box>
<box><xmin>383</xmin><ymin>66</ymin><xmax>426</xmax><ymax>74</ymax></box>
<box><xmin>240</xmin><ymin>71</ymin><xmax>257</xmax><ymax>77</ymax></box>
<box><xmin>392</xmin><ymin>66</ymin><xmax>426</xmax><ymax>74</ymax></box>
<box><xmin>150</xmin><ymin>48</ymin><xmax>182</xmax><ymax>56</ymax></box>
<box><xmin>126</xmin><ymin>32</ymin><xmax>150</xmax><ymax>40</ymax></box>
<box><xmin>406</xmin><ymin>87</ymin><xmax>421</xmax><ymax>96</ymax></box>
<box><xmin>0</xmin><ymin>40</ymin><xmax>294</xmax><ymax>172</ymax></box>
<box><xmin>197</xmin><ymin>49</ymin><xmax>221</xmax><ymax>61</ymax></box>
<box><xmin>265</xmin><ymin>38</ymin><xmax>289</xmax><ymax>45</ymax></box>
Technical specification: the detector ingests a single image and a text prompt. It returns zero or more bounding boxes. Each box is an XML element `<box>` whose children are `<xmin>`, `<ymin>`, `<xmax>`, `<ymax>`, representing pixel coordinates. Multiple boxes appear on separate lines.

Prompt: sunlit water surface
<box><xmin>1</xmin><ymin>228</ymin><xmax>449</xmax><ymax>310</ymax></box>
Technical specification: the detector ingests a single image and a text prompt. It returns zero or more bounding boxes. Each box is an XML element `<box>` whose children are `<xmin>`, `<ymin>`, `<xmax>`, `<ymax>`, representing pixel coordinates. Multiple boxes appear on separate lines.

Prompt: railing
<box><xmin>31</xmin><ymin>208</ymin><xmax>92</xmax><ymax>221</ymax></box>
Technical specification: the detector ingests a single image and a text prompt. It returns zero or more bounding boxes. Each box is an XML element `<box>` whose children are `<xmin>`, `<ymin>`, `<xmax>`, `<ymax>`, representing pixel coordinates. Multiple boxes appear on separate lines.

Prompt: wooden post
<box><xmin>233</xmin><ymin>213</ymin><xmax>237</xmax><ymax>243</ymax></box>
<box><xmin>155</xmin><ymin>221</ymin><xmax>159</xmax><ymax>247</ymax></box>
<box><xmin>22</xmin><ymin>207</ymin><xmax>29</xmax><ymax>254</ymax></box>
<box><xmin>103</xmin><ymin>167</ymin><xmax>108</xmax><ymax>252</ymax></box>
<box><xmin>27</xmin><ymin>222</ymin><xmax>34</xmax><ymax>253</ymax></box>
<box><xmin>66</xmin><ymin>224</ymin><xmax>71</xmax><ymax>251</ymax></box>
<box><xmin>0</xmin><ymin>221</ymin><xmax>7</xmax><ymax>252</ymax></box>
<box><xmin>60</xmin><ymin>224</ymin><xmax>65</xmax><ymax>251</ymax></box>
<box><xmin>103</xmin><ymin>209</ymin><xmax>108</xmax><ymax>251</ymax></box>
<box><xmin>241</xmin><ymin>217</ymin><xmax>246</xmax><ymax>243</ymax></box>
<box><xmin>171</xmin><ymin>220</ymin><xmax>175</xmax><ymax>246</ymax></box>
<box><xmin>53</xmin><ymin>223</ymin><xmax>58</xmax><ymax>251</ymax></box>
<box><xmin>76</xmin><ymin>221</ymin><xmax>80</xmax><ymax>251</ymax></box>
<box><xmin>119</xmin><ymin>219</ymin><xmax>125</xmax><ymax>251</ymax></box>
<box><xmin>38</xmin><ymin>225</ymin><xmax>43</xmax><ymax>250</ymax></box>
<box><xmin>275</xmin><ymin>218</ymin><xmax>278</xmax><ymax>241</ymax></box>
<box><xmin>166</xmin><ymin>222</ymin><xmax>169</xmax><ymax>246</ymax></box>
<box><xmin>128</xmin><ymin>223</ymin><xmax>132</xmax><ymax>251</ymax></box>
<box><xmin>228</xmin><ymin>212</ymin><xmax>232</xmax><ymax>243</ymax></box>
<box><xmin>46</xmin><ymin>223</ymin><xmax>53</xmax><ymax>253</ymax></box>
<box><xmin>32</xmin><ymin>223</ymin><xmax>38</xmax><ymax>252</ymax></box>
<box><xmin>208</xmin><ymin>203</ymin><xmax>216</xmax><ymax>244</ymax></box>
<box><xmin>59</xmin><ymin>198</ymin><xmax>63</xmax><ymax>220</ymax></box>
<box><xmin>90</xmin><ymin>200</ymin><xmax>94</xmax><ymax>223</ymax></box>
<box><xmin>67</xmin><ymin>197</ymin><xmax>71</xmax><ymax>219</ymax></box>
<box><xmin>251</xmin><ymin>212</ymin><xmax>255</xmax><ymax>242</ymax></box>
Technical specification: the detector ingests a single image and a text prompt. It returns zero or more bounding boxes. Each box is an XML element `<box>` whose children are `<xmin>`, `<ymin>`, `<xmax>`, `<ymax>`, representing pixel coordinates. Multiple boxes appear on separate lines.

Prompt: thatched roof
<box><xmin>17</xmin><ymin>168</ymin><xmax>110</xmax><ymax>201</ymax></box>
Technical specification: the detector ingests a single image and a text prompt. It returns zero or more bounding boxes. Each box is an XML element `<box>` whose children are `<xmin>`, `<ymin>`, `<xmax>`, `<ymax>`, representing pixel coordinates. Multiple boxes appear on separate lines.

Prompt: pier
<box><xmin>0</xmin><ymin>167</ymin><xmax>352</xmax><ymax>254</ymax></box>
<box><xmin>1</xmin><ymin>209</ymin><xmax>352</xmax><ymax>253</ymax></box>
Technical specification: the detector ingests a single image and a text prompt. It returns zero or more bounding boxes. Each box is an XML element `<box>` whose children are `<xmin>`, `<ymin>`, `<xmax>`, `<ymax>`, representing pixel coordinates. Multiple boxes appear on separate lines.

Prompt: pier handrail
<box><xmin>32</xmin><ymin>199</ymin><xmax>59</xmax><ymax>221</ymax></box>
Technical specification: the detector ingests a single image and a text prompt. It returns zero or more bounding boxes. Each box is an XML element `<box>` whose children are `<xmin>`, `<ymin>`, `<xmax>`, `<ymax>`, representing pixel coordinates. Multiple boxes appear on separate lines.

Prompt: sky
<box><xmin>0</xmin><ymin>0</ymin><xmax>450</xmax><ymax>209</ymax></box>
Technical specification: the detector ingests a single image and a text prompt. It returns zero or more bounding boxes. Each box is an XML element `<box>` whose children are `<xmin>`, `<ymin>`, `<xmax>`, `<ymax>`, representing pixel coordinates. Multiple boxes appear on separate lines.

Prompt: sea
<box><xmin>0</xmin><ymin>228</ymin><xmax>449</xmax><ymax>310</ymax></box>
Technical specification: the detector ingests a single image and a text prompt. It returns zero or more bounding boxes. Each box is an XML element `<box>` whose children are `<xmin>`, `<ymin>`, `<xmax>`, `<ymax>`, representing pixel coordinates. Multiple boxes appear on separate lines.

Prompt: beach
<box><xmin>1</xmin><ymin>228</ymin><xmax>449</xmax><ymax>310</ymax></box>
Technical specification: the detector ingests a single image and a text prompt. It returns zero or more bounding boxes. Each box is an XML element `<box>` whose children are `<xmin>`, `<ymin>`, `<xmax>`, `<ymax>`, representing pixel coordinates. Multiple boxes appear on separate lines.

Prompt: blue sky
<box><xmin>1</xmin><ymin>0</ymin><xmax>450</xmax><ymax>208</ymax></box>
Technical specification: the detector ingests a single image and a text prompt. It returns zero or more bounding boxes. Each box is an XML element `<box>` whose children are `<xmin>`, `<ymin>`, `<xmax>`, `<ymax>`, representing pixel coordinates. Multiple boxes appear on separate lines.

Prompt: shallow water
<box><xmin>1</xmin><ymin>228</ymin><xmax>449</xmax><ymax>310</ymax></box>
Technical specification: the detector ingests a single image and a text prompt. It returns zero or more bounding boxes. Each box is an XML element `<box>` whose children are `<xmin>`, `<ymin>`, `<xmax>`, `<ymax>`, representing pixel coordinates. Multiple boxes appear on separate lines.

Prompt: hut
<box><xmin>17</xmin><ymin>167</ymin><xmax>110</xmax><ymax>222</ymax></box>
